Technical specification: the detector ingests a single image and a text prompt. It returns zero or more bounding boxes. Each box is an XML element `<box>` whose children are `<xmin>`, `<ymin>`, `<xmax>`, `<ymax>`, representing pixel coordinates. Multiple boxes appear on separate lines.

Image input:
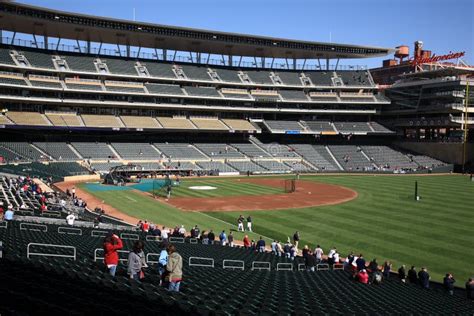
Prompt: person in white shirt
<box><xmin>327</xmin><ymin>247</ymin><xmax>336</xmax><ymax>265</ymax></box>
<box><xmin>161</xmin><ymin>226</ymin><xmax>169</xmax><ymax>241</ymax></box>
<box><xmin>20</xmin><ymin>203</ymin><xmax>27</xmax><ymax>209</ymax></box>
<box><xmin>66</xmin><ymin>213</ymin><xmax>76</xmax><ymax>226</ymax></box>
<box><xmin>333</xmin><ymin>251</ymin><xmax>340</xmax><ymax>264</ymax></box>
<box><xmin>314</xmin><ymin>245</ymin><xmax>324</xmax><ymax>263</ymax></box>
<box><xmin>178</xmin><ymin>225</ymin><xmax>186</xmax><ymax>236</ymax></box>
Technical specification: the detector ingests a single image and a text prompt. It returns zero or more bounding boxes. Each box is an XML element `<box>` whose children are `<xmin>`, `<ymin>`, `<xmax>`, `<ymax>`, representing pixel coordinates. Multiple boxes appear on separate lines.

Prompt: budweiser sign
<box><xmin>412</xmin><ymin>51</ymin><xmax>465</xmax><ymax>66</ymax></box>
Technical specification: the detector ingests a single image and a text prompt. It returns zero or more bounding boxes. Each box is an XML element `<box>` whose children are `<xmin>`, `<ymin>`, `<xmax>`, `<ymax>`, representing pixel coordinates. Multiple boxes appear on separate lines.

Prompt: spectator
<box><xmin>0</xmin><ymin>202</ymin><xmax>4</xmax><ymax>217</ymax></box>
<box><xmin>142</xmin><ymin>220</ymin><xmax>150</xmax><ymax>233</ymax></box>
<box><xmin>306</xmin><ymin>251</ymin><xmax>316</xmax><ymax>271</ymax></box>
<box><xmin>246</xmin><ymin>215</ymin><xmax>252</xmax><ymax>232</ymax></box>
<box><xmin>372</xmin><ymin>269</ymin><xmax>383</xmax><ymax>285</ymax></box>
<box><xmin>408</xmin><ymin>266</ymin><xmax>418</xmax><ymax>284</ymax></box>
<box><xmin>398</xmin><ymin>265</ymin><xmax>406</xmax><ymax>283</ymax></box>
<box><xmin>418</xmin><ymin>267</ymin><xmax>430</xmax><ymax>289</ymax></box>
<box><xmin>302</xmin><ymin>245</ymin><xmax>310</xmax><ymax>259</ymax></box>
<box><xmin>357</xmin><ymin>269</ymin><xmax>369</xmax><ymax>284</ymax></box>
<box><xmin>276</xmin><ymin>241</ymin><xmax>283</xmax><ymax>257</ymax></box>
<box><xmin>161</xmin><ymin>226</ymin><xmax>169</xmax><ymax>241</ymax></box>
<box><xmin>103</xmin><ymin>233</ymin><xmax>123</xmax><ymax>277</ymax></box>
<box><xmin>166</xmin><ymin>244</ymin><xmax>183</xmax><ymax>292</ymax></box>
<box><xmin>333</xmin><ymin>250</ymin><xmax>340</xmax><ymax>264</ymax></box>
<box><xmin>314</xmin><ymin>245</ymin><xmax>324</xmax><ymax>264</ymax></box>
<box><xmin>383</xmin><ymin>261</ymin><xmax>392</xmax><ymax>279</ymax></box>
<box><xmin>3</xmin><ymin>207</ymin><xmax>14</xmax><ymax>221</ymax></box>
<box><xmin>256</xmin><ymin>236</ymin><xmax>265</xmax><ymax>253</ymax></box>
<box><xmin>356</xmin><ymin>254</ymin><xmax>366</xmax><ymax>271</ymax></box>
<box><xmin>207</xmin><ymin>230</ymin><xmax>215</xmax><ymax>245</ymax></box>
<box><xmin>243</xmin><ymin>235</ymin><xmax>251</xmax><ymax>248</ymax></box>
<box><xmin>293</xmin><ymin>231</ymin><xmax>300</xmax><ymax>249</ymax></box>
<box><xmin>443</xmin><ymin>273</ymin><xmax>455</xmax><ymax>295</ymax></box>
<box><xmin>228</xmin><ymin>231</ymin><xmax>234</xmax><ymax>247</ymax></box>
<box><xmin>271</xmin><ymin>240</ymin><xmax>278</xmax><ymax>255</ymax></box>
<box><xmin>66</xmin><ymin>213</ymin><xmax>76</xmax><ymax>226</ymax></box>
<box><xmin>71</xmin><ymin>187</ymin><xmax>76</xmax><ymax>199</ymax></box>
<box><xmin>178</xmin><ymin>225</ymin><xmax>186</xmax><ymax>237</ymax></box>
<box><xmin>368</xmin><ymin>258</ymin><xmax>378</xmax><ymax>273</ymax></box>
<box><xmin>158</xmin><ymin>244</ymin><xmax>169</xmax><ymax>286</ymax></box>
<box><xmin>237</xmin><ymin>215</ymin><xmax>244</xmax><ymax>232</ymax></box>
<box><xmin>127</xmin><ymin>241</ymin><xmax>147</xmax><ymax>281</ymax></box>
<box><xmin>327</xmin><ymin>247</ymin><xmax>336</xmax><ymax>265</ymax></box>
<box><xmin>219</xmin><ymin>230</ymin><xmax>227</xmax><ymax>246</ymax></box>
<box><xmin>466</xmin><ymin>278</ymin><xmax>474</xmax><ymax>300</ymax></box>
<box><xmin>136</xmin><ymin>220</ymin><xmax>143</xmax><ymax>231</ymax></box>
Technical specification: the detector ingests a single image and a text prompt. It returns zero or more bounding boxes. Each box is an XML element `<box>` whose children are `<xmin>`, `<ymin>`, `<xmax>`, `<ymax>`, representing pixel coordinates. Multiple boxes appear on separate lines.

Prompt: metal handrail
<box><xmin>58</xmin><ymin>226</ymin><xmax>82</xmax><ymax>235</ymax></box>
<box><xmin>223</xmin><ymin>259</ymin><xmax>244</xmax><ymax>271</ymax></box>
<box><xmin>27</xmin><ymin>243</ymin><xmax>76</xmax><ymax>260</ymax></box>
<box><xmin>251</xmin><ymin>261</ymin><xmax>271</xmax><ymax>271</ymax></box>
<box><xmin>276</xmin><ymin>263</ymin><xmax>293</xmax><ymax>271</ymax></box>
<box><xmin>189</xmin><ymin>256</ymin><xmax>214</xmax><ymax>268</ymax></box>
<box><xmin>91</xmin><ymin>230</ymin><xmax>109</xmax><ymax>237</ymax></box>
<box><xmin>93</xmin><ymin>248</ymin><xmax>129</xmax><ymax>262</ymax></box>
<box><xmin>120</xmin><ymin>233</ymin><xmax>139</xmax><ymax>240</ymax></box>
<box><xmin>20</xmin><ymin>222</ymin><xmax>47</xmax><ymax>232</ymax></box>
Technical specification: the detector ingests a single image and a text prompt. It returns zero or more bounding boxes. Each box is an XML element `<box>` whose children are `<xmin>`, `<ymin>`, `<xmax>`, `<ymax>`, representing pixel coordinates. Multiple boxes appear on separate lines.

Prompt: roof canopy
<box><xmin>0</xmin><ymin>2</ymin><xmax>393</xmax><ymax>60</ymax></box>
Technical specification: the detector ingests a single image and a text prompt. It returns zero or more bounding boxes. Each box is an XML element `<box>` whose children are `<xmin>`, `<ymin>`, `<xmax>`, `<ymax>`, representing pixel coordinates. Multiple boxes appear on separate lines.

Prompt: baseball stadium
<box><xmin>0</xmin><ymin>0</ymin><xmax>473</xmax><ymax>315</ymax></box>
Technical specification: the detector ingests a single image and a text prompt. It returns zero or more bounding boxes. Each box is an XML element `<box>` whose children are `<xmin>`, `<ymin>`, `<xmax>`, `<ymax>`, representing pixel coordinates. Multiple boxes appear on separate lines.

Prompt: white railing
<box><xmin>145</xmin><ymin>252</ymin><xmax>160</xmax><ymax>264</ymax></box>
<box><xmin>251</xmin><ymin>261</ymin><xmax>271</xmax><ymax>271</ymax></box>
<box><xmin>91</xmin><ymin>230</ymin><xmax>109</xmax><ymax>237</ymax></box>
<box><xmin>298</xmin><ymin>263</ymin><xmax>306</xmax><ymax>271</ymax></box>
<box><xmin>105</xmin><ymin>80</ymin><xmax>143</xmax><ymax>87</ymax></box>
<box><xmin>145</xmin><ymin>235</ymin><xmax>162</xmax><ymax>242</ymax></box>
<box><xmin>94</xmin><ymin>248</ymin><xmax>129</xmax><ymax>262</ymax></box>
<box><xmin>0</xmin><ymin>70</ymin><xmax>24</xmax><ymax>78</ymax></box>
<box><xmin>189</xmin><ymin>238</ymin><xmax>198</xmax><ymax>244</ymax></box>
<box><xmin>0</xmin><ymin>221</ymin><xmax>7</xmax><ymax>229</ymax></box>
<box><xmin>27</xmin><ymin>243</ymin><xmax>76</xmax><ymax>260</ymax></box>
<box><xmin>317</xmin><ymin>263</ymin><xmax>329</xmax><ymax>271</ymax></box>
<box><xmin>333</xmin><ymin>263</ymin><xmax>344</xmax><ymax>270</ymax></box>
<box><xmin>223</xmin><ymin>259</ymin><xmax>245</xmax><ymax>270</ymax></box>
<box><xmin>20</xmin><ymin>222</ymin><xmax>47</xmax><ymax>232</ymax></box>
<box><xmin>189</xmin><ymin>257</ymin><xmax>214</xmax><ymax>268</ymax></box>
<box><xmin>65</xmin><ymin>77</ymin><xmax>101</xmax><ymax>84</ymax></box>
<box><xmin>276</xmin><ymin>263</ymin><xmax>293</xmax><ymax>271</ymax></box>
<box><xmin>120</xmin><ymin>233</ymin><xmax>139</xmax><ymax>240</ymax></box>
<box><xmin>169</xmin><ymin>237</ymin><xmax>185</xmax><ymax>243</ymax></box>
<box><xmin>29</xmin><ymin>74</ymin><xmax>60</xmax><ymax>81</ymax></box>
<box><xmin>58</xmin><ymin>227</ymin><xmax>83</xmax><ymax>235</ymax></box>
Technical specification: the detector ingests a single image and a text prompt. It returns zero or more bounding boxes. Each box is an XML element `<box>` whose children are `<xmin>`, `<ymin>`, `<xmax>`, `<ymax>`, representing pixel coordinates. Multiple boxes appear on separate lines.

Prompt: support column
<box><xmin>126</xmin><ymin>45</ymin><xmax>130</xmax><ymax>58</ymax></box>
<box><xmin>293</xmin><ymin>58</ymin><xmax>296</xmax><ymax>70</ymax></box>
<box><xmin>163</xmin><ymin>49</ymin><xmax>167</xmax><ymax>61</ymax></box>
<box><xmin>228</xmin><ymin>55</ymin><xmax>233</xmax><ymax>67</ymax></box>
<box><xmin>87</xmin><ymin>40</ymin><xmax>91</xmax><ymax>54</ymax></box>
<box><xmin>44</xmin><ymin>36</ymin><xmax>49</xmax><ymax>50</ymax></box>
<box><xmin>326</xmin><ymin>58</ymin><xmax>330</xmax><ymax>70</ymax></box>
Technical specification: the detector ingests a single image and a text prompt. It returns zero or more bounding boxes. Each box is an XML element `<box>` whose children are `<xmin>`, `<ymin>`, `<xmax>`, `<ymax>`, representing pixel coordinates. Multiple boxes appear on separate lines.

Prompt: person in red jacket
<box><xmin>358</xmin><ymin>269</ymin><xmax>369</xmax><ymax>284</ymax></box>
<box><xmin>103</xmin><ymin>233</ymin><xmax>123</xmax><ymax>276</ymax></box>
<box><xmin>243</xmin><ymin>235</ymin><xmax>251</xmax><ymax>248</ymax></box>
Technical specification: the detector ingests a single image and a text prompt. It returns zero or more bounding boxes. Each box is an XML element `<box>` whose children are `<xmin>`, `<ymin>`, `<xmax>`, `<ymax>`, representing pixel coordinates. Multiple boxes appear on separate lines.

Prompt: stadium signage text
<box><xmin>411</xmin><ymin>51</ymin><xmax>465</xmax><ymax>66</ymax></box>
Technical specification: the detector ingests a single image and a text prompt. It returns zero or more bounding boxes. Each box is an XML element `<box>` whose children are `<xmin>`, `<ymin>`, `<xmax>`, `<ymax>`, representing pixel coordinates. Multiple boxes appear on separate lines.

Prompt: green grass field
<box><xmin>80</xmin><ymin>174</ymin><xmax>474</xmax><ymax>283</ymax></box>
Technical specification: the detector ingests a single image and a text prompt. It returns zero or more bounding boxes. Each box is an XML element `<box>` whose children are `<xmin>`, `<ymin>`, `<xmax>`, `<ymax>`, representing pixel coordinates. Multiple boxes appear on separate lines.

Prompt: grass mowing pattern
<box><xmin>81</xmin><ymin>175</ymin><xmax>474</xmax><ymax>283</ymax></box>
<box><xmin>165</xmin><ymin>179</ymin><xmax>284</xmax><ymax>198</ymax></box>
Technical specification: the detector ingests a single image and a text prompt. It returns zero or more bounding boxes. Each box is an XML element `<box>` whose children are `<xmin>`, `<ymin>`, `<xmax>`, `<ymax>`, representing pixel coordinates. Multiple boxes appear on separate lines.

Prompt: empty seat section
<box><xmin>220</xmin><ymin>89</ymin><xmax>252</xmax><ymax>99</ymax></box>
<box><xmin>0</xmin><ymin>114</ymin><xmax>13</xmax><ymax>125</ymax></box>
<box><xmin>227</xmin><ymin>160</ymin><xmax>267</xmax><ymax>172</ymax></box>
<box><xmin>81</xmin><ymin>114</ymin><xmax>123</xmax><ymax>128</ymax></box>
<box><xmin>361</xmin><ymin>146</ymin><xmax>419</xmax><ymax>170</ymax></box>
<box><xmin>329</xmin><ymin>145</ymin><xmax>372</xmax><ymax>171</ymax></box>
<box><xmin>0</xmin><ymin>142</ymin><xmax>43</xmax><ymax>160</ymax></box>
<box><xmin>71</xmin><ymin>142</ymin><xmax>116</xmax><ymax>159</ymax></box>
<box><xmin>334</xmin><ymin>122</ymin><xmax>372</xmax><ymax>133</ymax></box>
<box><xmin>231</xmin><ymin>143</ymin><xmax>271</xmax><ymax>158</ymax></box>
<box><xmin>305</xmin><ymin>71</ymin><xmax>334</xmax><ymax>86</ymax></box>
<box><xmin>145</xmin><ymin>83</ymin><xmax>184</xmax><ymax>95</ymax></box>
<box><xmin>276</xmin><ymin>71</ymin><xmax>303</xmax><ymax>85</ymax></box>
<box><xmin>163</xmin><ymin>161</ymin><xmax>200</xmax><ymax>170</ymax></box>
<box><xmin>62</xmin><ymin>55</ymin><xmax>97</xmax><ymax>73</ymax></box>
<box><xmin>411</xmin><ymin>155</ymin><xmax>445</xmax><ymax>167</ymax></box>
<box><xmin>255</xmin><ymin>160</ymin><xmax>290</xmax><ymax>171</ymax></box>
<box><xmin>304</xmin><ymin>121</ymin><xmax>335</xmax><ymax>133</ymax></box>
<box><xmin>139</xmin><ymin>162</ymin><xmax>164</xmax><ymax>170</ymax></box>
<box><xmin>265</xmin><ymin>120</ymin><xmax>305</xmax><ymax>133</ymax></box>
<box><xmin>20</xmin><ymin>50</ymin><xmax>55</xmax><ymax>69</ymax></box>
<box><xmin>196</xmin><ymin>161</ymin><xmax>237</xmax><ymax>172</ymax></box>
<box><xmin>104</xmin><ymin>82</ymin><xmax>144</xmax><ymax>93</ymax></box>
<box><xmin>337</xmin><ymin>70</ymin><xmax>372</xmax><ymax>86</ymax></box>
<box><xmin>143</xmin><ymin>62</ymin><xmax>176</xmax><ymax>78</ymax></box>
<box><xmin>185</xmin><ymin>86</ymin><xmax>221</xmax><ymax>97</ymax></box>
<box><xmin>29</xmin><ymin>76</ymin><xmax>62</xmax><ymax>89</ymax></box>
<box><xmin>180</xmin><ymin>65</ymin><xmax>211</xmax><ymax>81</ymax></box>
<box><xmin>6</xmin><ymin>112</ymin><xmax>50</xmax><ymax>126</ymax></box>
<box><xmin>213</xmin><ymin>68</ymin><xmax>242</xmax><ymax>83</ymax></box>
<box><xmin>245</xmin><ymin>70</ymin><xmax>273</xmax><ymax>84</ymax></box>
<box><xmin>102</xmin><ymin>59</ymin><xmax>137</xmax><ymax>76</ymax></box>
<box><xmin>154</xmin><ymin>143</ymin><xmax>207</xmax><ymax>159</ymax></box>
<box><xmin>0</xmin><ymin>73</ymin><xmax>27</xmax><ymax>85</ymax></box>
<box><xmin>120</xmin><ymin>116</ymin><xmax>161</xmax><ymax>129</ymax></box>
<box><xmin>190</xmin><ymin>118</ymin><xmax>228</xmax><ymax>130</ymax></box>
<box><xmin>194</xmin><ymin>143</ymin><xmax>244</xmax><ymax>158</ymax></box>
<box><xmin>33</xmin><ymin>142</ymin><xmax>80</xmax><ymax>160</ymax></box>
<box><xmin>46</xmin><ymin>113</ymin><xmax>84</xmax><ymax>127</ymax></box>
<box><xmin>0</xmin><ymin>48</ymin><xmax>16</xmax><ymax>65</ymax></box>
<box><xmin>290</xmin><ymin>144</ymin><xmax>338</xmax><ymax>170</ymax></box>
<box><xmin>156</xmin><ymin>117</ymin><xmax>195</xmax><ymax>129</ymax></box>
<box><xmin>284</xmin><ymin>161</ymin><xmax>313</xmax><ymax>172</ymax></box>
<box><xmin>222</xmin><ymin>119</ymin><xmax>258</xmax><ymax>131</ymax></box>
<box><xmin>279</xmin><ymin>90</ymin><xmax>308</xmax><ymax>101</ymax></box>
<box><xmin>65</xmin><ymin>79</ymin><xmax>102</xmax><ymax>91</ymax></box>
<box><xmin>111</xmin><ymin>143</ymin><xmax>159</xmax><ymax>160</ymax></box>
<box><xmin>90</xmin><ymin>161</ymin><xmax>123</xmax><ymax>172</ymax></box>
<box><xmin>369</xmin><ymin>122</ymin><xmax>393</xmax><ymax>133</ymax></box>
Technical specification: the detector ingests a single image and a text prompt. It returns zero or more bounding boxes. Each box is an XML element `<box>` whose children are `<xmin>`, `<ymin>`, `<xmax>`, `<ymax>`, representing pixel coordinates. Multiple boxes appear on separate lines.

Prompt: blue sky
<box><xmin>14</xmin><ymin>0</ymin><xmax>474</xmax><ymax>68</ymax></box>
